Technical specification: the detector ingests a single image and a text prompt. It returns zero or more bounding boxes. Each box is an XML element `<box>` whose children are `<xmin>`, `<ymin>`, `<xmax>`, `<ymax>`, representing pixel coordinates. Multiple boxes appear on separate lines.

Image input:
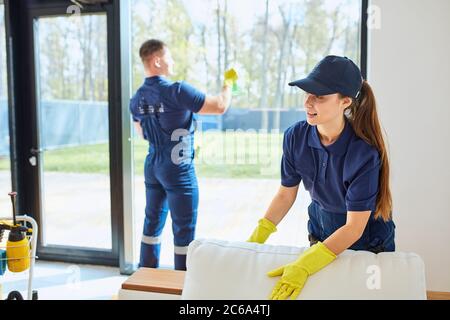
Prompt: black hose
<box><xmin>6</xmin><ymin>291</ymin><xmax>24</xmax><ymax>300</ymax></box>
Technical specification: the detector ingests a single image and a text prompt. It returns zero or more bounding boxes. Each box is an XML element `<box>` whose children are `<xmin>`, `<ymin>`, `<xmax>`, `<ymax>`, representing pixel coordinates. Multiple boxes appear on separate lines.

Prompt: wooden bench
<box><xmin>119</xmin><ymin>268</ymin><xmax>185</xmax><ymax>300</ymax></box>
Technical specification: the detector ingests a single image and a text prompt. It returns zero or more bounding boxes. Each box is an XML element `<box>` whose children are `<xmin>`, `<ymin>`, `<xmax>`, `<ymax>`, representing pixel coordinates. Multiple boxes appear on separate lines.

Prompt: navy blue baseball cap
<box><xmin>288</xmin><ymin>55</ymin><xmax>363</xmax><ymax>99</ymax></box>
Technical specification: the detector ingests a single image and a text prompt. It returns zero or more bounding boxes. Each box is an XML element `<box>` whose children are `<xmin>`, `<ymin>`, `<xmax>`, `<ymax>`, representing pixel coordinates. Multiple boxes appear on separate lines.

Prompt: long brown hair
<box><xmin>344</xmin><ymin>81</ymin><xmax>392</xmax><ymax>221</ymax></box>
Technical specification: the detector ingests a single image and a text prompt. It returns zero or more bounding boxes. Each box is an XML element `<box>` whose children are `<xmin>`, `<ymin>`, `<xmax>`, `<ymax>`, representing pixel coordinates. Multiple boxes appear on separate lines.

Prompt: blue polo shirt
<box><xmin>281</xmin><ymin>118</ymin><xmax>380</xmax><ymax>214</ymax></box>
<box><xmin>130</xmin><ymin>76</ymin><xmax>206</xmax><ymax>134</ymax></box>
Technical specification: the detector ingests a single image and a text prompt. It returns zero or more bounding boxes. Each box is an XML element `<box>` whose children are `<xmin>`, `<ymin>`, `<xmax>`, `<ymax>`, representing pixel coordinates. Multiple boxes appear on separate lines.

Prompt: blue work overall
<box><xmin>307</xmin><ymin>200</ymin><xmax>396</xmax><ymax>253</ymax></box>
<box><xmin>137</xmin><ymin>92</ymin><xmax>198</xmax><ymax>271</ymax></box>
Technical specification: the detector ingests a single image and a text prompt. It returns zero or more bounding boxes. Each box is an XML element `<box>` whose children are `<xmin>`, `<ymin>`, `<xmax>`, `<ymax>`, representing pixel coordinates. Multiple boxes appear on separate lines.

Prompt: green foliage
<box><xmin>24</xmin><ymin>0</ymin><xmax>361</xmax><ymax>106</ymax></box>
<box><xmin>131</xmin><ymin>0</ymin><xmax>361</xmax><ymax>110</ymax></box>
<box><xmin>38</xmin><ymin>15</ymin><xmax>108</xmax><ymax>101</ymax></box>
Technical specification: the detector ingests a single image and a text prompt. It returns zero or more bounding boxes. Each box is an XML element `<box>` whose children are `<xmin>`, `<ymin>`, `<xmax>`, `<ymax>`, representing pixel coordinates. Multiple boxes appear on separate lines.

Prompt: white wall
<box><xmin>369</xmin><ymin>0</ymin><xmax>450</xmax><ymax>291</ymax></box>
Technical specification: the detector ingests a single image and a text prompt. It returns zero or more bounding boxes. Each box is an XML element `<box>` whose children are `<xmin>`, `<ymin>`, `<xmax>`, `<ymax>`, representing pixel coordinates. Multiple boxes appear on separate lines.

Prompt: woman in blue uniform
<box><xmin>247</xmin><ymin>55</ymin><xmax>396</xmax><ymax>299</ymax></box>
<box><xmin>130</xmin><ymin>39</ymin><xmax>237</xmax><ymax>270</ymax></box>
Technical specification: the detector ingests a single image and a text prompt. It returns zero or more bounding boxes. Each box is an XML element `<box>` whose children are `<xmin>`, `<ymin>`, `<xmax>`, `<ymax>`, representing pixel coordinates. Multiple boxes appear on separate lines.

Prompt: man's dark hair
<box><xmin>139</xmin><ymin>39</ymin><xmax>166</xmax><ymax>63</ymax></box>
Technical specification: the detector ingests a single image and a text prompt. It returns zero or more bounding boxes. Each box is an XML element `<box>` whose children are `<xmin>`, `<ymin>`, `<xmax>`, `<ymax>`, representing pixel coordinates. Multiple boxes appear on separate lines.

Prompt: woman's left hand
<box><xmin>267</xmin><ymin>242</ymin><xmax>337</xmax><ymax>300</ymax></box>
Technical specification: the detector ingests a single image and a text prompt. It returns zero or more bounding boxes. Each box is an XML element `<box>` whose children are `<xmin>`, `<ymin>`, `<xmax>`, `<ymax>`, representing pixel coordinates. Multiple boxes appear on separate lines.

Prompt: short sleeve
<box><xmin>129</xmin><ymin>93</ymin><xmax>141</xmax><ymax>122</ymax></box>
<box><xmin>345</xmin><ymin>148</ymin><xmax>381</xmax><ymax>212</ymax></box>
<box><xmin>173</xmin><ymin>81</ymin><xmax>206</xmax><ymax>113</ymax></box>
<box><xmin>281</xmin><ymin>128</ymin><xmax>302</xmax><ymax>187</ymax></box>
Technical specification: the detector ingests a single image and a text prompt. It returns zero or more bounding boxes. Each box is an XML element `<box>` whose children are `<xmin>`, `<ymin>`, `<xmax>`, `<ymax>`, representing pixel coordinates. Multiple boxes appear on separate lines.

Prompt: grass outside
<box><xmin>0</xmin><ymin>158</ymin><xmax>9</xmax><ymax>171</ymax></box>
<box><xmin>0</xmin><ymin>132</ymin><xmax>284</xmax><ymax>179</ymax></box>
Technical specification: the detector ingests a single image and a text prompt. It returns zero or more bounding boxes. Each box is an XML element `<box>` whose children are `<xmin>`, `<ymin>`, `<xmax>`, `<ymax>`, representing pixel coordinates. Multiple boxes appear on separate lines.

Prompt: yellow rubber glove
<box><xmin>247</xmin><ymin>218</ymin><xmax>277</xmax><ymax>244</ymax></box>
<box><xmin>267</xmin><ymin>241</ymin><xmax>336</xmax><ymax>300</ymax></box>
<box><xmin>223</xmin><ymin>68</ymin><xmax>239</xmax><ymax>93</ymax></box>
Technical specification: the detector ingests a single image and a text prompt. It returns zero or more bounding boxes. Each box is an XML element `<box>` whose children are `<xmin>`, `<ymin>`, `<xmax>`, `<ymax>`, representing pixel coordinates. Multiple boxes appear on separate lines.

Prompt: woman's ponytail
<box><xmin>346</xmin><ymin>81</ymin><xmax>392</xmax><ymax>221</ymax></box>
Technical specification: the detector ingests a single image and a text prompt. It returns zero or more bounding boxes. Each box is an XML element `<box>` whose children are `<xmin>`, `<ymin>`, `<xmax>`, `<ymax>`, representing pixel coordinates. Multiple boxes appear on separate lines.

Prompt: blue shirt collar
<box><xmin>308</xmin><ymin>118</ymin><xmax>353</xmax><ymax>155</ymax></box>
<box><xmin>144</xmin><ymin>75</ymin><xmax>166</xmax><ymax>85</ymax></box>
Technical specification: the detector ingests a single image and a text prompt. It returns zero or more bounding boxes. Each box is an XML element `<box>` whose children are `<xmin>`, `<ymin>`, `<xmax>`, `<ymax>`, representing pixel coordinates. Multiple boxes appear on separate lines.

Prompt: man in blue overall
<box><xmin>130</xmin><ymin>39</ymin><xmax>237</xmax><ymax>270</ymax></box>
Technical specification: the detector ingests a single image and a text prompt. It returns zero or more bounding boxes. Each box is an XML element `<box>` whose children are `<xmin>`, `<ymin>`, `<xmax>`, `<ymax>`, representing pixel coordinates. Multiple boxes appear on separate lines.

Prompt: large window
<box><xmin>34</xmin><ymin>14</ymin><xmax>112</xmax><ymax>249</ymax></box>
<box><xmin>0</xmin><ymin>3</ymin><xmax>12</xmax><ymax>215</ymax></box>
<box><xmin>131</xmin><ymin>0</ymin><xmax>363</xmax><ymax>267</ymax></box>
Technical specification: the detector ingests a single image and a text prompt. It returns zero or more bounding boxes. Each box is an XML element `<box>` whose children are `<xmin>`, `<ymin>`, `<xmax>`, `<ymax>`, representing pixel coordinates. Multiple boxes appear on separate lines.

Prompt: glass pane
<box><xmin>35</xmin><ymin>14</ymin><xmax>111</xmax><ymax>249</ymax></box>
<box><xmin>131</xmin><ymin>0</ymin><xmax>362</xmax><ymax>267</ymax></box>
<box><xmin>0</xmin><ymin>3</ymin><xmax>12</xmax><ymax>215</ymax></box>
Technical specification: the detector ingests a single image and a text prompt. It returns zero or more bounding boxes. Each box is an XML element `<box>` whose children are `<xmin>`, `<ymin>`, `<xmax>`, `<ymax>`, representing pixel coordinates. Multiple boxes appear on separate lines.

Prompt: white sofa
<box><xmin>119</xmin><ymin>238</ymin><xmax>427</xmax><ymax>300</ymax></box>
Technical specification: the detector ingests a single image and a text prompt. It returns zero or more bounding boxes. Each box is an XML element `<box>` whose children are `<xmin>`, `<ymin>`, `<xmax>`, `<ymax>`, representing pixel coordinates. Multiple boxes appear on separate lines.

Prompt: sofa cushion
<box><xmin>182</xmin><ymin>239</ymin><xmax>426</xmax><ymax>300</ymax></box>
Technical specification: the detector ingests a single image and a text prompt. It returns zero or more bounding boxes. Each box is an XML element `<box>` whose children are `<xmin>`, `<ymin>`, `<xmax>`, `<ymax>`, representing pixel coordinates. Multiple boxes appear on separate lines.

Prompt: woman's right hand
<box><xmin>247</xmin><ymin>218</ymin><xmax>277</xmax><ymax>244</ymax></box>
<box><xmin>247</xmin><ymin>185</ymin><xmax>299</xmax><ymax>243</ymax></box>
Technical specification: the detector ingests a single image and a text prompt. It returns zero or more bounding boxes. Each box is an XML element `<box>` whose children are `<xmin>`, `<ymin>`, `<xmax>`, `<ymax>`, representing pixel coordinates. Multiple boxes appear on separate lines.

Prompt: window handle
<box><xmin>30</xmin><ymin>148</ymin><xmax>43</xmax><ymax>156</ymax></box>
